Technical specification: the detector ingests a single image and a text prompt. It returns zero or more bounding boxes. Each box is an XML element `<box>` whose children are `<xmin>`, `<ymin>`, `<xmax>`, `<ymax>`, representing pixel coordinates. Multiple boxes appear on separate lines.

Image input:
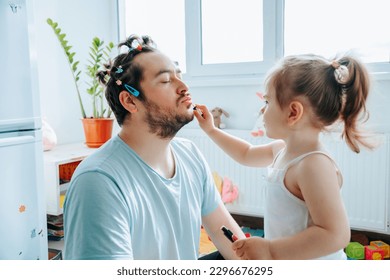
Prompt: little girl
<box><xmin>194</xmin><ymin>54</ymin><xmax>373</xmax><ymax>260</ymax></box>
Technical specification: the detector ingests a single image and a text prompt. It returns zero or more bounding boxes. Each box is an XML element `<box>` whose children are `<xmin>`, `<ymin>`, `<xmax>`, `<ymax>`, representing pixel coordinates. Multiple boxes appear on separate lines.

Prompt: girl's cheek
<box><xmin>262</xmin><ymin>110</ymin><xmax>267</xmax><ymax>120</ymax></box>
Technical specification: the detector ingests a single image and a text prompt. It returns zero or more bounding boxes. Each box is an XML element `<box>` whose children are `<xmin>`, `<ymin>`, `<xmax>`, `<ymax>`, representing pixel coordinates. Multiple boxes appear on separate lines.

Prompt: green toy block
<box><xmin>346</xmin><ymin>242</ymin><xmax>365</xmax><ymax>260</ymax></box>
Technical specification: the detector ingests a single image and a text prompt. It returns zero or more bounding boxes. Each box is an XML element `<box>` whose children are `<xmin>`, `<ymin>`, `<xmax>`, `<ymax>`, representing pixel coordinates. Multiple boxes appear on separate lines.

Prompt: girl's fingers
<box><xmin>193</xmin><ymin>108</ymin><xmax>204</xmax><ymax>121</ymax></box>
<box><xmin>232</xmin><ymin>239</ymin><xmax>245</xmax><ymax>251</ymax></box>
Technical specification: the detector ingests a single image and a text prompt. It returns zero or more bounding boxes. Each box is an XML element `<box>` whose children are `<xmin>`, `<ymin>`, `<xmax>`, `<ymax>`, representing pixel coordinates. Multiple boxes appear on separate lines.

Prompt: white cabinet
<box><xmin>44</xmin><ymin>143</ymin><xmax>95</xmax><ymax>215</ymax></box>
<box><xmin>0</xmin><ymin>130</ymin><xmax>47</xmax><ymax>259</ymax></box>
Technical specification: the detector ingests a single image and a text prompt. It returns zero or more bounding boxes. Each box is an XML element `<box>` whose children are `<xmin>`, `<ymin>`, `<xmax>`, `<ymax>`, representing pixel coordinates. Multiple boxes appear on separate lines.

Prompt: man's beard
<box><xmin>142</xmin><ymin>97</ymin><xmax>194</xmax><ymax>139</ymax></box>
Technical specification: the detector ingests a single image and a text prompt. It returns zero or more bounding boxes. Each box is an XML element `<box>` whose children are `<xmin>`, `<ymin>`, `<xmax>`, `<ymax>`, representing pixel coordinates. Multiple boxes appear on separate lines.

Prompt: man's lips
<box><xmin>180</xmin><ymin>96</ymin><xmax>192</xmax><ymax>104</ymax></box>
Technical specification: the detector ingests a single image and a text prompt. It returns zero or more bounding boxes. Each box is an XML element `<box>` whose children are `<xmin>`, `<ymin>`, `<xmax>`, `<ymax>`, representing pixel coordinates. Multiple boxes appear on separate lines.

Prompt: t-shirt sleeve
<box><xmin>201</xmin><ymin>166</ymin><xmax>222</xmax><ymax>217</ymax></box>
<box><xmin>63</xmin><ymin>171</ymin><xmax>133</xmax><ymax>260</ymax></box>
<box><xmin>188</xmin><ymin>143</ymin><xmax>222</xmax><ymax>217</ymax></box>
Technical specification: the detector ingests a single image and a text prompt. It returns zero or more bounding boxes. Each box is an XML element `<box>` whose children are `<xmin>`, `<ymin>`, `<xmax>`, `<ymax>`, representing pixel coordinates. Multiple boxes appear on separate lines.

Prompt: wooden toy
<box><xmin>370</xmin><ymin>240</ymin><xmax>389</xmax><ymax>258</ymax></box>
<box><xmin>364</xmin><ymin>245</ymin><xmax>384</xmax><ymax>260</ymax></box>
<box><xmin>351</xmin><ymin>232</ymin><xmax>369</xmax><ymax>245</ymax></box>
<box><xmin>345</xmin><ymin>242</ymin><xmax>364</xmax><ymax>260</ymax></box>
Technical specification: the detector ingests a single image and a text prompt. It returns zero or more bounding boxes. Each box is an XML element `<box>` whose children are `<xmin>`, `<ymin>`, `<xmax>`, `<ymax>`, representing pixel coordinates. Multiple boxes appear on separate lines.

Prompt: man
<box><xmin>63</xmin><ymin>35</ymin><xmax>245</xmax><ymax>260</ymax></box>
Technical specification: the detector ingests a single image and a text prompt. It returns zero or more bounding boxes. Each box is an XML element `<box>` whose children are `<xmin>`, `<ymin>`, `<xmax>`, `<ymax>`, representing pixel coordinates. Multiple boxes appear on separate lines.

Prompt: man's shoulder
<box><xmin>172</xmin><ymin>136</ymin><xmax>199</xmax><ymax>152</ymax></box>
<box><xmin>73</xmin><ymin>136</ymin><xmax>127</xmax><ymax>175</ymax></box>
<box><xmin>172</xmin><ymin>136</ymin><xmax>194</xmax><ymax>145</ymax></box>
<box><xmin>171</xmin><ymin>136</ymin><xmax>209</xmax><ymax>170</ymax></box>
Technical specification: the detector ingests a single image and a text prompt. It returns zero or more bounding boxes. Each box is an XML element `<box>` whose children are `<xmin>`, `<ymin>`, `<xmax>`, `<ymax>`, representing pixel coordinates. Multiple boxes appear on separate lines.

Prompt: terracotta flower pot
<box><xmin>81</xmin><ymin>118</ymin><xmax>114</xmax><ymax>148</ymax></box>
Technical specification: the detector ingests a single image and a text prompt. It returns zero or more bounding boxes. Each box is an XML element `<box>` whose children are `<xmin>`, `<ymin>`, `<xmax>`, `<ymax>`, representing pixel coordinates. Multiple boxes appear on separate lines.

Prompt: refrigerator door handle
<box><xmin>0</xmin><ymin>135</ymin><xmax>35</xmax><ymax>147</ymax></box>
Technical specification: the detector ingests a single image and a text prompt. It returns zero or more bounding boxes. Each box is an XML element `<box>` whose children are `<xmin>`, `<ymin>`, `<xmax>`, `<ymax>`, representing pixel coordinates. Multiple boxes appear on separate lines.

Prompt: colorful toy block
<box><xmin>241</xmin><ymin>227</ymin><xmax>264</xmax><ymax>238</ymax></box>
<box><xmin>345</xmin><ymin>242</ymin><xmax>365</xmax><ymax>260</ymax></box>
<box><xmin>364</xmin><ymin>245</ymin><xmax>384</xmax><ymax>260</ymax></box>
<box><xmin>370</xmin><ymin>240</ymin><xmax>389</xmax><ymax>258</ymax></box>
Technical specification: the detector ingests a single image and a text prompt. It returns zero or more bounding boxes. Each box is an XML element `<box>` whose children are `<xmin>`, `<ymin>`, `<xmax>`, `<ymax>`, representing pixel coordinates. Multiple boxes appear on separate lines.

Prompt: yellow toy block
<box><xmin>370</xmin><ymin>240</ymin><xmax>389</xmax><ymax>258</ymax></box>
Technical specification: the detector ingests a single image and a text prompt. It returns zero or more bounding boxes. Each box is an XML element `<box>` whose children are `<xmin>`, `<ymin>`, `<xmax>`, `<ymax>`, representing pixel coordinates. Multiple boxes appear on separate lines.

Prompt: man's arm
<box><xmin>202</xmin><ymin>202</ymin><xmax>246</xmax><ymax>259</ymax></box>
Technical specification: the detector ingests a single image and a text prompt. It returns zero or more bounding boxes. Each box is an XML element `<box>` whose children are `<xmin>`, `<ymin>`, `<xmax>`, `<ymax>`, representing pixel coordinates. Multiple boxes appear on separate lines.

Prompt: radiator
<box><xmin>177</xmin><ymin>129</ymin><xmax>390</xmax><ymax>233</ymax></box>
<box><xmin>321</xmin><ymin>132</ymin><xmax>390</xmax><ymax>233</ymax></box>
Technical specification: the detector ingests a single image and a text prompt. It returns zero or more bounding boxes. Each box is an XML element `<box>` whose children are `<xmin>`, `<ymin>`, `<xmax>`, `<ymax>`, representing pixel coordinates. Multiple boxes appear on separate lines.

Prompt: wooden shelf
<box><xmin>43</xmin><ymin>143</ymin><xmax>95</xmax><ymax>215</ymax></box>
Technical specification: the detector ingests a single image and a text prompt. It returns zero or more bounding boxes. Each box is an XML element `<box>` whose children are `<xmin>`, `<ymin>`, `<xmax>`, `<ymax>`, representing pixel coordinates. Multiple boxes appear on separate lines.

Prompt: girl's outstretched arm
<box><xmin>194</xmin><ymin>104</ymin><xmax>283</xmax><ymax>167</ymax></box>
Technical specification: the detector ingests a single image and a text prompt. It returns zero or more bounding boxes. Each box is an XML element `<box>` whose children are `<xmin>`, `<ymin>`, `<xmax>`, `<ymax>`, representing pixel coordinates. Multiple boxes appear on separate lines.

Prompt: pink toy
<box><xmin>42</xmin><ymin>118</ymin><xmax>57</xmax><ymax>151</ymax></box>
<box><xmin>221</xmin><ymin>177</ymin><xmax>239</xmax><ymax>204</ymax></box>
<box><xmin>251</xmin><ymin>92</ymin><xmax>265</xmax><ymax>137</ymax></box>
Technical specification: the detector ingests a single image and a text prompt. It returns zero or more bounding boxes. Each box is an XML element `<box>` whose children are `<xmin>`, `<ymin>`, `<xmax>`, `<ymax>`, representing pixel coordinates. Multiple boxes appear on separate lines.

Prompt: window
<box><xmin>284</xmin><ymin>0</ymin><xmax>390</xmax><ymax>65</ymax></box>
<box><xmin>185</xmin><ymin>0</ymin><xmax>276</xmax><ymax>77</ymax></box>
<box><xmin>119</xmin><ymin>0</ymin><xmax>390</xmax><ymax>82</ymax></box>
<box><xmin>200</xmin><ymin>0</ymin><xmax>263</xmax><ymax>64</ymax></box>
<box><xmin>120</xmin><ymin>0</ymin><xmax>275</xmax><ymax>78</ymax></box>
<box><xmin>121</xmin><ymin>0</ymin><xmax>186</xmax><ymax>71</ymax></box>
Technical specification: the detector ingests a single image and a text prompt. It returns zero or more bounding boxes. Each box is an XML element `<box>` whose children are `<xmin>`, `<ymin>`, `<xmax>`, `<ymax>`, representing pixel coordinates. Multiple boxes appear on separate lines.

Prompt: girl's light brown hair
<box><xmin>265</xmin><ymin>54</ymin><xmax>372</xmax><ymax>153</ymax></box>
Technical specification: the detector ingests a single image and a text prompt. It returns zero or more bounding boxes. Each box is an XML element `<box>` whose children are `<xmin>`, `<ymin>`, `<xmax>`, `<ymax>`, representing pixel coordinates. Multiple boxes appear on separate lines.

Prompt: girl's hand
<box><xmin>232</xmin><ymin>236</ymin><xmax>273</xmax><ymax>260</ymax></box>
<box><xmin>193</xmin><ymin>104</ymin><xmax>216</xmax><ymax>134</ymax></box>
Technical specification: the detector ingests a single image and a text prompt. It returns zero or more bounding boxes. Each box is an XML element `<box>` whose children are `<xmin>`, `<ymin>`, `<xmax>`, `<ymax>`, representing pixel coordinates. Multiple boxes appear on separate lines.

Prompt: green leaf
<box><xmin>47</xmin><ymin>18</ymin><xmax>114</xmax><ymax>118</ymax></box>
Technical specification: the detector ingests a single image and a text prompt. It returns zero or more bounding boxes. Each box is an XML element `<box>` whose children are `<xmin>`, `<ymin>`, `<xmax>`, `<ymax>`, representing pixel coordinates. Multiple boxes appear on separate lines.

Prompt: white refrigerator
<box><xmin>0</xmin><ymin>0</ymin><xmax>48</xmax><ymax>259</ymax></box>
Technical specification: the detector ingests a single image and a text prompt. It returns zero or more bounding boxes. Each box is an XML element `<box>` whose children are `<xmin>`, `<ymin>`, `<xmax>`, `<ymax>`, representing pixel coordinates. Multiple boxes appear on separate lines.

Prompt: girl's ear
<box><xmin>287</xmin><ymin>101</ymin><xmax>303</xmax><ymax>125</ymax></box>
<box><xmin>119</xmin><ymin>91</ymin><xmax>138</xmax><ymax>113</ymax></box>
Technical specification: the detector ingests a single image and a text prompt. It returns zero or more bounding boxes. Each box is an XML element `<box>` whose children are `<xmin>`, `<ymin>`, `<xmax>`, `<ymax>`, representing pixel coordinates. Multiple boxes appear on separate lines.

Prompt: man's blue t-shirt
<box><xmin>63</xmin><ymin>135</ymin><xmax>221</xmax><ymax>260</ymax></box>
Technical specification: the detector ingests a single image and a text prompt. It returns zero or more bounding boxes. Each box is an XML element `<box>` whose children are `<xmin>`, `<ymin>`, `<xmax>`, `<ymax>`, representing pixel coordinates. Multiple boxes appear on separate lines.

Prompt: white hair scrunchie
<box><xmin>331</xmin><ymin>60</ymin><xmax>349</xmax><ymax>85</ymax></box>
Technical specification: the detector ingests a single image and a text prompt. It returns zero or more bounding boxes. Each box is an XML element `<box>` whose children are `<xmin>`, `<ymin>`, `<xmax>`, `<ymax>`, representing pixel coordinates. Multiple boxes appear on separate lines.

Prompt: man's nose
<box><xmin>177</xmin><ymin>80</ymin><xmax>189</xmax><ymax>95</ymax></box>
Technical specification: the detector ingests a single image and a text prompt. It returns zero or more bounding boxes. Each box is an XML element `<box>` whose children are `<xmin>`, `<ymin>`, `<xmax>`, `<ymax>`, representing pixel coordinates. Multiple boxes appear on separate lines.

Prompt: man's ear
<box><xmin>287</xmin><ymin>101</ymin><xmax>303</xmax><ymax>125</ymax></box>
<box><xmin>119</xmin><ymin>91</ymin><xmax>138</xmax><ymax>113</ymax></box>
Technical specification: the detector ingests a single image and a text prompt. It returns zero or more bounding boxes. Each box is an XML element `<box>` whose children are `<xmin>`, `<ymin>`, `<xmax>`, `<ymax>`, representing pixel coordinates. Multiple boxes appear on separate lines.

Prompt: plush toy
<box><xmin>251</xmin><ymin>92</ymin><xmax>265</xmax><ymax>137</ymax></box>
<box><xmin>221</xmin><ymin>176</ymin><xmax>239</xmax><ymax>204</ymax></box>
<box><xmin>211</xmin><ymin>107</ymin><xmax>229</xmax><ymax>129</ymax></box>
<box><xmin>212</xmin><ymin>172</ymin><xmax>239</xmax><ymax>204</ymax></box>
<box><xmin>42</xmin><ymin>118</ymin><xmax>57</xmax><ymax>151</ymax></box>
<box><xmin>212</xmin><ymin>171</ymin><xmax>223</xmax><ymax>195</ymax></box>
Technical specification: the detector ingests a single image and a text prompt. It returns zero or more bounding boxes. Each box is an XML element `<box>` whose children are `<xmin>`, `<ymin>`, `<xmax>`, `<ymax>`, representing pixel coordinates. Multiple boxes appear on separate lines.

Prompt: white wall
<box><xmin>33</xmin><ymin>0</ymin><xmax>390</xmax><ymax>145</ymax></box>
<box><xmin>33</xmin><ymin>0</ymin><xmax>120</xmax><ymax>145</ymax></box>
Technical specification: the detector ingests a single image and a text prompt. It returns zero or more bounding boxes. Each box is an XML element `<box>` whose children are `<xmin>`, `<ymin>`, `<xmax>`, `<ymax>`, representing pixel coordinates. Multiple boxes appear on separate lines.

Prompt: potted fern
<box><xmin>47</xmin><ymin>18</ymin><xmax>115</xmax><ymax>148</ymax></box>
